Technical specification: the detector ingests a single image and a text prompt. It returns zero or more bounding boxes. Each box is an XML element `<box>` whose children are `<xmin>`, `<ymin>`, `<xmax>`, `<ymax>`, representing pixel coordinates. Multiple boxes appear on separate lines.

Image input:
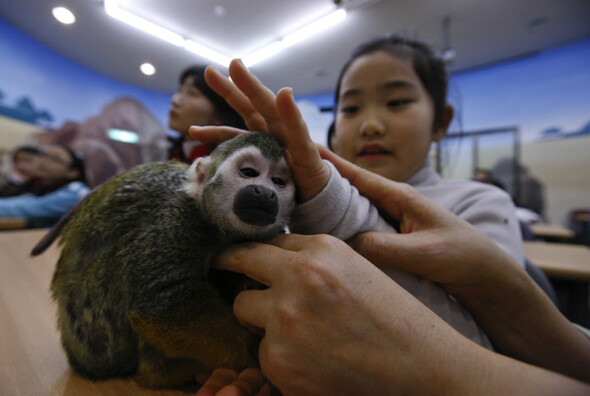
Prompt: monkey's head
<box><xmin>185</xmin><ymin>133</ymin><xmax>296</xmax><ymax>241</ymax></box>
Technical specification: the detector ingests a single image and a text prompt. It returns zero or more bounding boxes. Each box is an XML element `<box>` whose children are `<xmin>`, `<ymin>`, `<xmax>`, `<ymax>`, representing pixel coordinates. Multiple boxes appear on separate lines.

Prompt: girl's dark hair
<box><xmin>180</xmin><ymin>66</ymin><xmax>247</xmax><ymax>129</ymax></box>
<box><xmin>334</xmin><ymin>35</ymin><xmax>449</xmax><ymax>127</ymax></box>
<box><xmin>58</xmin><ymin>144</ymin><xmax>87</xmax><ymax>184</ymax></box>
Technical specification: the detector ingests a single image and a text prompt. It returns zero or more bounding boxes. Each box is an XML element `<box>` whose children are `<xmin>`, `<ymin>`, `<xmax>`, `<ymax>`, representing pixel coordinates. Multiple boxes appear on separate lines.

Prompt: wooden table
<box><xmin>529</xmin><ymin>223</ymin><xmax>575</xmax><ymax>241</ymax></box>
<box><xmin>524</xmin><ymin>241</ymin><xmax>590</xmax><ymax>281</ymax></box>
<box><xmin>524</xmin><ymin>241</ymin><xmax>590</xmax><ymax>327</ymax></box>
<box><xmin>0</xmin><ymin>216</ymin><xmax>26</xmax><ymax>230</ymax></box>
<box><xmin>0</xmin><ymin>229</ymin><xmax>192</xmax><ymax>395</ymax></box>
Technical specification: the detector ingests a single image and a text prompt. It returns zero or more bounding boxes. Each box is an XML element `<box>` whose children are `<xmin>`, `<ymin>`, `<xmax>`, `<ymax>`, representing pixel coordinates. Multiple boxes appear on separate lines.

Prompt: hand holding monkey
<box><xmin>191</xmin><ymin>59</ymin><xmax>331</xmax><ymax>202</ymax></box>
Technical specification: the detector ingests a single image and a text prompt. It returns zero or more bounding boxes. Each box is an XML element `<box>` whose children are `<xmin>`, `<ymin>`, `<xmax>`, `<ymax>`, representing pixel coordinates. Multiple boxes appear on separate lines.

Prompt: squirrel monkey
<box><xmin>33</xmin><ymin>132</ymin><xmax>295</xmax><ymax>388</ymax></box>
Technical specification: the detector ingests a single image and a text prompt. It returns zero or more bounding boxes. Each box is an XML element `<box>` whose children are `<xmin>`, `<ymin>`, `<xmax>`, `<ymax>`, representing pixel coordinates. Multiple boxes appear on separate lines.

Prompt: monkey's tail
<box><xmin>30</xmin><ymin>189</ymin><xmax>92</xmax><ymax>256</ymax></box>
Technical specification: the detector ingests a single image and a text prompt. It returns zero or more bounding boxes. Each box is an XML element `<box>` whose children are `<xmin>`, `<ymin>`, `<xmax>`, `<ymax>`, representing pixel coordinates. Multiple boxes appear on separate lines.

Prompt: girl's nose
<box><xmin>171</xmin><ymin>92</ymin><xmax>182</xmax><ymax>106</ymax></box>
<box><xmin>360</xmin><ymin>115</ymin><xmax>385</xmax><ymax>138</ymax></box>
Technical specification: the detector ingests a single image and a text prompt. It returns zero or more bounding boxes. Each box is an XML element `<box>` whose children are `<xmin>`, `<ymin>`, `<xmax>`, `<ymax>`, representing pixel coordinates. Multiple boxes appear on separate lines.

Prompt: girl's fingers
<box><xmin>204</xmin><ymin>65</ymin><xmax>268</xmax><ymax>132</ymax></box>
<box><xmin>190</xmin><ymin>125</ymin><xmax>247</xmax><ymax>143</ymax></box>
<box><xmin>275</xmin><ymin>88</ymin><xmax>330</xmax><ymax>201</ymax></box>
<box><xmin>227</xmin><ymin>60</ymin><xmax>286</xmax><ymax>137</ymax></box>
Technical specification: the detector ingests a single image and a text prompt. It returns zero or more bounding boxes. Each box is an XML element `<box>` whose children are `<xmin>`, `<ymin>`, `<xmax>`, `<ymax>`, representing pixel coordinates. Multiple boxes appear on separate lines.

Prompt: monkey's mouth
<box><xmin>233</xmin><ymin>185</ymin><xmax>280</xmax><ymax>227</ymax></box>
<box><xmin>234</xmin><ymin>207</ymin><xmax>277</xmax><ymax>226</ymax></box>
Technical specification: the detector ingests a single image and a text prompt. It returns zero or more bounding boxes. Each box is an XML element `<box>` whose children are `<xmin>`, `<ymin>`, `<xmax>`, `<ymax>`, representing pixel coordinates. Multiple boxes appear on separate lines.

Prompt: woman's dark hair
<box><xmin>58</xmin><ymin>144</ymin><xmax>87</xmax><ymax>185</ymax></box>
<box><xmin>180</xmin><ymin>66</ymin><xmax>247</xmax><ymax>129</ymax></box>
<box><xmin>333</xmin><ymin>35</ymin><xmax>449</xmax><ymax>128</ymax></box>
<box><xmin>12</xmin><ymin>145</ymin><xmax>42</xmax><ymax>161</ymax></box>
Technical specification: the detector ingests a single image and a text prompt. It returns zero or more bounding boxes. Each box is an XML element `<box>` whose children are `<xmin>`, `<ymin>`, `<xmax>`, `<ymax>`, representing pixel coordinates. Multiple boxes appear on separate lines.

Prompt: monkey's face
<box><xmin>189</xmin><ymin>145</ymin><xmax>296</xmax><ymax>241</ymax></box>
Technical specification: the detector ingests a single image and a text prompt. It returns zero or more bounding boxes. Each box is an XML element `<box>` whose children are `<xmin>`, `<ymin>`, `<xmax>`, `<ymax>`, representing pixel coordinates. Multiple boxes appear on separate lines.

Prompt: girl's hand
<box><xmin>190</xmin><ymin>59</ymin><xmax>330</xmax><ymax>202</ymax></box>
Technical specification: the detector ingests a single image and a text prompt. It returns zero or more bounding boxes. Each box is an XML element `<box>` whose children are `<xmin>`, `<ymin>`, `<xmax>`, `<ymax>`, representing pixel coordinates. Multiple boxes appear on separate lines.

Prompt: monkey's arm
<box><xmin>290</xmin><ymin>160</ymin><xmax>395</xmax><ymax>239</ymax></box>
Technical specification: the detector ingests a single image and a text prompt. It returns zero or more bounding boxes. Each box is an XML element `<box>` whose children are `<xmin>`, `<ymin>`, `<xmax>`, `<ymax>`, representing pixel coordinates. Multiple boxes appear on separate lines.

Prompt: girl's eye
<box><xmin>240</xmin><ymin>168</ymin><xmax>259</xmax><ymax>178</ymax></box>
<box><xmin>387</xmin><ymin>99</ymin><xmax>411</xmax><ymax>108</ymax></box>
<box><xmin>341</xmin><ymin>105</ymin><xmax>359</xmax><ymax>114</ymax></box>
<box><xmin>271</xmin><ymin>177</ymin><xmax>286</xmax><ymax>186</ymax></box>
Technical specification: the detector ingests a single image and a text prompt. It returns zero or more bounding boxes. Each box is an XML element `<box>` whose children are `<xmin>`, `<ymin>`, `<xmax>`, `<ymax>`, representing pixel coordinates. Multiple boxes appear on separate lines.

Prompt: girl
<box><xmin>168</xmin><ymin>65</ymin><xmax>246</xmax><ymax>164</ymax></box>
<box><xmin>329</xmin><ymin>35</ymin><xmax>524</xmax><ymax>267</ymax></box>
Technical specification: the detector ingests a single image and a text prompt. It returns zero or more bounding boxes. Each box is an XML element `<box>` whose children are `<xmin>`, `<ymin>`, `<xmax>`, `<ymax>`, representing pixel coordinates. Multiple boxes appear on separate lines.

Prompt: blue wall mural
<box><xmin>0</xmin><ymin>16</ymin><xmax>171</xmax><ymax>130</ymax></box>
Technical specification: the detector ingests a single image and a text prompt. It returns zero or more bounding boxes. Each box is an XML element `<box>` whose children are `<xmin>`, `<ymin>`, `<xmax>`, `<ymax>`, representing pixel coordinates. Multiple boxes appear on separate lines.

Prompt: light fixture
<box><xmin>242</xmin><ymin>41</ymin><xmax>283</xmax><ymax>68</ymax></box>
<box><xmin>104</xmin><ymin>3</ymin><xmax>348</xmax><ymax>67</ymax></box>
<box><xmin>108</xmin><ymin>128</ymin><xmax>139</xmax><ymax>143</ymax></box>
<box><xmin>140</xmin><ymin>62</ymin><xmax>156</xmax><ymax>76</ymax></box>
<box><xmin>52</xmin><ymin>6</ymin><xmax>76</xmax><ymax>25</ymax></box>
<box><xmin>281</xmin><ymin>9</ymin><xmax>346</xmax><ymax>48</ymax></box>
<box><xmin>104</xmin><ymin>0</ymin><xmax>184</xmax><ymax>47</ymax></box>
<box><xmin>184</xmin><ymin>40</ymin><xmax>232</xmax><ymax>68</ymax></box>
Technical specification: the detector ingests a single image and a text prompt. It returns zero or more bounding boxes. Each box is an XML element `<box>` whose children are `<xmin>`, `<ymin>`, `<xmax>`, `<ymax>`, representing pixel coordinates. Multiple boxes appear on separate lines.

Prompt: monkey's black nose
<box><xmin>233</xmin><ymin>185</ymin><xmax>279</xmax><ymax>226</ymax></box>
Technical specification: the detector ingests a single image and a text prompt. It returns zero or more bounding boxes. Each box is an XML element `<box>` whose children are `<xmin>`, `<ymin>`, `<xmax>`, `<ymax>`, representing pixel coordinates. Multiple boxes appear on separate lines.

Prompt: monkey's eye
<box><xmin>240</xmin><ymin>168</ymin><xmax>259</xmax><ymax>178</ymax></box>
<box><xmin>271</xmin><ymin>177</ymin><xmax>286</xmax><ymax>186</ymax></box>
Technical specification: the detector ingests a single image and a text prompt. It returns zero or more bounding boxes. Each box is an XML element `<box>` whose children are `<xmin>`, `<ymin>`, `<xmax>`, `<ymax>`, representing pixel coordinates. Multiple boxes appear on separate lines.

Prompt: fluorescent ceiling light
<box><xmin>104</xmin><ymin>2</ymin><xmax>347</xmax><ymax>67</ymax></box>
<box><xmin>282</xmin><ymin>9</ymin><xmax>346</xmax><ymax>48</ymax></box>
<box><xmin>104</xmin><ymin>0</ymin><xmax>184</xmax><ymax>47</ymax></box>
<box><xmin>184</xmin><ymin>40</ymin><xmax>232</xmax><ymax>68</ymax></box>
<box><xmin>242</xmin><ymin>41</ymin><xmax>283</xmax><ymax>68</ymax></box>
<box><xmin>52</xmin><ymin>7</ymin><xmax>76</xmax><ymax>25</ymax></box>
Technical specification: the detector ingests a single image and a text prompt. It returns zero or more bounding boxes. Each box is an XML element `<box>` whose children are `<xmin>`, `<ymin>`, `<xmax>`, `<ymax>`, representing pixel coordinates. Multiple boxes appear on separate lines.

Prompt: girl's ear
<box><xmin>433</xmin><ymin>105</ymin><xmax>454</xmax><ymax>142</ymax></box>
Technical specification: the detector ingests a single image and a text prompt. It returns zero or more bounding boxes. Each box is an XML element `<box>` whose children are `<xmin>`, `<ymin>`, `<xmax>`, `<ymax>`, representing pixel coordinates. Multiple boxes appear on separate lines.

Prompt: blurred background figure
<box><xmin>0</xmin><ymin>145</ymin><xmax>43</xmax><ymax>197</ymax></box>
<box><xmin>0</xmin><ymin>144</ymin><xmax>89</xmax><ymax>228</ymax></box>
<box><xmin>167</xmin><ymin>65</ymin><xmax>246</xmax><ymax>164</ymax></box>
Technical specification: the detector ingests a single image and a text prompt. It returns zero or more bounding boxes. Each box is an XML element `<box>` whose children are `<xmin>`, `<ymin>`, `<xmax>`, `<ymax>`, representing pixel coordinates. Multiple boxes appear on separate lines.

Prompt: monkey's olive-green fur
<box><xmin>43</xmin><ymin>133</ymin><xmax>291</xmax><ymax>389</ymax></box>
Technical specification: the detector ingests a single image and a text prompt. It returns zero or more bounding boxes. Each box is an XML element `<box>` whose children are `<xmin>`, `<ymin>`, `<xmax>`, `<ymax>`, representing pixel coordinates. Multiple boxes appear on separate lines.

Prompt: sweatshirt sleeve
<box><xmin>290</xmin><ymin>161</ymin><xmax>395</xmax><ymax>240</ymax></box>
<box><xmin>0</xmin><ymin>181</ymin><xmax>89</xmax><ymax>225</ymax></box>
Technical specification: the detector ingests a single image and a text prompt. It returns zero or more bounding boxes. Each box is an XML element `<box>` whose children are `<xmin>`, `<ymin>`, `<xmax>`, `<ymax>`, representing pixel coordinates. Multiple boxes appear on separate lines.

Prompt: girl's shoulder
<box><xmin>414</xmin><ymin>177</ymin><xmax>515</xmax><ymax>212</ymax></box>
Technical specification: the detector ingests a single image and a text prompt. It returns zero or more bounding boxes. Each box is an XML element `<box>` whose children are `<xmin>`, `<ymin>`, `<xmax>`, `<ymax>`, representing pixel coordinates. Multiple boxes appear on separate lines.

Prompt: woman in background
<box><xmin>0</xmin><ymin>144</ymin><xmax>89</xmax><ymax>227</ymax></box>
<box><xmin>168</xmin><ymin>65</ymin><xmax>246</xmax><ymax>163</ymax></box>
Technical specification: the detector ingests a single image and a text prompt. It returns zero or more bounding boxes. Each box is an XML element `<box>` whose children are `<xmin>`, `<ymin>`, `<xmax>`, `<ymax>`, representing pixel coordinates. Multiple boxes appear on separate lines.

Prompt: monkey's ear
<box><xmin>193</xmin><ymin>156</ymin><xmax>212</xmax><ymax>186</ymax></box>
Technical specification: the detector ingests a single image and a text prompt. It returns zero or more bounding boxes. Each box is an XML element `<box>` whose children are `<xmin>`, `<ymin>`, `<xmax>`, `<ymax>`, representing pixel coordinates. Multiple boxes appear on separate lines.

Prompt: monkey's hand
<box><xmin>191</xmin><ymin>59</ymin><xmax>331</xmax><ymax>203</ymax></box>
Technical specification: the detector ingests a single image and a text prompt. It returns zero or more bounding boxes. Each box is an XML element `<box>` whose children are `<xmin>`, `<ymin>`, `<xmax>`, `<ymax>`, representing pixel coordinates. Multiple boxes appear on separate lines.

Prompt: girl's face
<box><xmin>333</xmin><ymin>51</ymin><xmax>450</xmax><ymax>182</ymax></box>
<box><xmin>169</xmin><ymin>76</ymin><xmax>221</xmax><ymax>138</ymax></box>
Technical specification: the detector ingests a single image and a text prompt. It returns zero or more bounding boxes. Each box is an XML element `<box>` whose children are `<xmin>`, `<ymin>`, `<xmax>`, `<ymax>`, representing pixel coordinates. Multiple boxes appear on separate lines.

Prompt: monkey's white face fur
<box><xmin>185</xmin><ymin>145</ymin><xmax>295</xmax><ymax>239</ymax></box>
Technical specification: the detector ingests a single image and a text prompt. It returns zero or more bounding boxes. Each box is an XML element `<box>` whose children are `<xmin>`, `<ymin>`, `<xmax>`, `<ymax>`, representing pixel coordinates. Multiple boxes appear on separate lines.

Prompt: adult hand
<box><xmin>195</xmin><ymin>368</ymin><xmax>277</xmax><ymax>396</ymax></box>
<box><xmin>319</xmin><ymin>148</ymin><xmax>590</xmax><ymax>383</ymax></box>
<box><xmin>190</xmin><ymin>59</ymin><xmax>330</xmax><ymax>202</ymax></box>
<box><xmin>216</xmin><ymin>232</ymin><xmax>589</xmax><ymax>395</ymax></box>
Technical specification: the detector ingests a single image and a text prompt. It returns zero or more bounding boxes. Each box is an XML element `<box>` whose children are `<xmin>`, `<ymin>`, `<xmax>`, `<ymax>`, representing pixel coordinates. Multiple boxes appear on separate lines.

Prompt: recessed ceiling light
<box><xmin>140</xmin><ymin>62</ymin><xmax>156</xmax><ymax>76</ymax></box>
<box><xmin>52</xmin><ymin>7</ymin><xmax>76</xmax><ymax>25</ymax></box>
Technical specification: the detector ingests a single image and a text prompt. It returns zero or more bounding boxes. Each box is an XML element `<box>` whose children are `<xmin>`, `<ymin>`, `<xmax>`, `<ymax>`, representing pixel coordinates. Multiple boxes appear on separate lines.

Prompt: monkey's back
<box><xmin>51</xmin><ymin>161</ymin><xmax>229</xmax><ymax>381</ymax></box>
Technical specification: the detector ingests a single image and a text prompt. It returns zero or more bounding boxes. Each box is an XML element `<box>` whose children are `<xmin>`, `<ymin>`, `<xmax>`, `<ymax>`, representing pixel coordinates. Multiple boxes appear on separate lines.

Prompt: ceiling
<box><xmin>1</xmin><ymin>0</ymin><xmax>589</xmax><ymax>96</ymax></box>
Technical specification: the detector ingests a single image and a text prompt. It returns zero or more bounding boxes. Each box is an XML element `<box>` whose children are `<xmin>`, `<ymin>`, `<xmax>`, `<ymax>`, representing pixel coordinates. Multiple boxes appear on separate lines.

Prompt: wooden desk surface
<box><xmin>529</xmin><ymin>223</ymin><xmax>575</xmax><ymax>239</ymax></box>
<box><xmin>524</xmin><ymin>241</ymin><xmax>590</xmax><ymax>281</ymax></box>
<box><xmin>0</xmin><ymin>229</ymin><xmax>190</xmax><ymax>395</ymax></box>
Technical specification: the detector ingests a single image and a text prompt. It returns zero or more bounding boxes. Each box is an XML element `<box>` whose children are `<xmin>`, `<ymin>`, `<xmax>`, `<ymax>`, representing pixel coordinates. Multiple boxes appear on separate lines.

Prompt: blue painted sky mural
<box><xmin>1</xmin><ymin>15</ymin><xmax>589</xmax><ymax>144</ymax></box>
<box><xmin>0</xmin><ymin>17</ymin><xmax>171</xmax><ymax>130</ymax></box>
